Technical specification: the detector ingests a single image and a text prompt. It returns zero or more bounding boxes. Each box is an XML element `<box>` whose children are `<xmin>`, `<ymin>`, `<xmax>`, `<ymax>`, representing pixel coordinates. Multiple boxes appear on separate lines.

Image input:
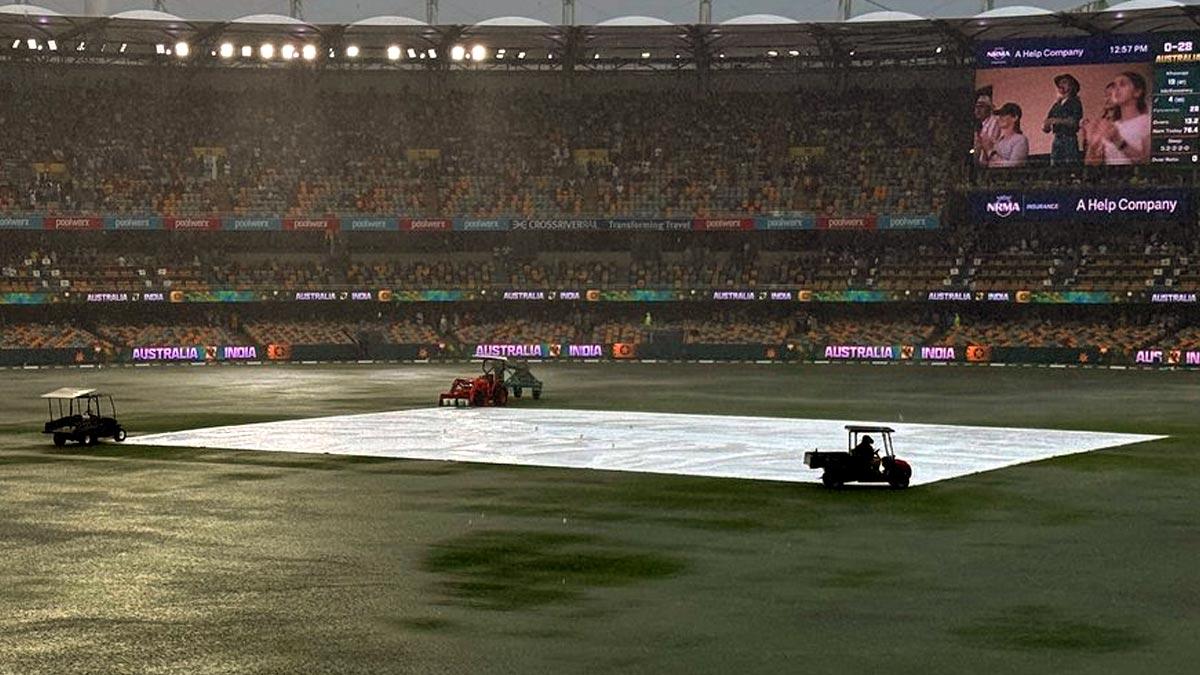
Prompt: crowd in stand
<box><xmin>0</xmin><ymin>68</ymin><xmax>966</xmax><ymax>219</ymax></box>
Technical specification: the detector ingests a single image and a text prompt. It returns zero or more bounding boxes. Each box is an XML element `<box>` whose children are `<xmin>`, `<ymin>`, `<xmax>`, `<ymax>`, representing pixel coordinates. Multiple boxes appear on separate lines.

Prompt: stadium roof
<box><xmin>1</xmin><ymin>3</ymin><xmax>1197</xmax><ymax>70</ymax></box>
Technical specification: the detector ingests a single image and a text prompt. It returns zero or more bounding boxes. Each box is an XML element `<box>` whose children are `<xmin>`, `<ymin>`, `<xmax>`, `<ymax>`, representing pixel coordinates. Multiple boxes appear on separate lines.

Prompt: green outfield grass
<box><xmin>0</xmin><ymin>363</ymin><xmax>1196</xmax><ymax>674</ymax></box>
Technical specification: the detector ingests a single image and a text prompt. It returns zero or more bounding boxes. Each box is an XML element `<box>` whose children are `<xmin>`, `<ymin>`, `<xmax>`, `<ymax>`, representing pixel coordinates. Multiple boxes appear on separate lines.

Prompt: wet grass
<box><xmin>0</xmin><ymin>363</ymin><xmax>1197</xmax><ymax>673</ymax></box>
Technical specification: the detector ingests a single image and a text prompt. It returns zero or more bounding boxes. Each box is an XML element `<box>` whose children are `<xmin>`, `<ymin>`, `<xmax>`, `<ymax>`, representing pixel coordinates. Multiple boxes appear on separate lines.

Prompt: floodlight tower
<box><xmin>427</xmin><ymin>0</ymin><xmax>438</xmax><ymax>25</ymax></box>
<box><xmin>699</xmin><ymin>0</ymin><xmax>711</xmax><ymax>24</ymax></box>
<box><xmin>289</xmin><ymin>0</ymin><xmax>303</xmax><ymax>20</ymax></box>
<box><xmin>563</xmin><ymin>0</ymin><xmax>575</xmax><ymax>26</ymax></box>
<box><xmin>154</xmin><ymin>0</ymin><xmax>168</xmax><ymax>10</ymax></box>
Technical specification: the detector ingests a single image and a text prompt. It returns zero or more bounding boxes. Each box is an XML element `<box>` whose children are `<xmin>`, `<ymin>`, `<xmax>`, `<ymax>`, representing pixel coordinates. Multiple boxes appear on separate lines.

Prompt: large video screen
<box><xmin>973</xmin><ymin>33</ymin><xmax>1200</xmax><ymax>168</ymax></box>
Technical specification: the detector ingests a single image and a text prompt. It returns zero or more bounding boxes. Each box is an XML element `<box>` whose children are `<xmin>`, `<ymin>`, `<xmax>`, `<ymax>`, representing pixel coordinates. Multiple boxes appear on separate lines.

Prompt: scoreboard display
<box><xmin>975</xmin><ymin>33</ymin><xmax>1200</xmax><ymax>167</ymax></box>
<box><xmin>1151</xmin><ymin>37</ymin><xmax>1200</xmax><ymax>164</ymax></box>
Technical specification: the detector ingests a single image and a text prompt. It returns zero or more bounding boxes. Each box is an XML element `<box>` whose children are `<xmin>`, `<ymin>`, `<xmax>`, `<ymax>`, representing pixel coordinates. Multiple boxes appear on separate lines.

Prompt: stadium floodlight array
<box><xmin>345</xmin><ymin>44</ymin><xmax>359</xmax><ymax>58</ymax></box>
<box><xmin>174</xmin><ymin>41</ymin><xmax>189</xmax><ymax>58</ymax></box>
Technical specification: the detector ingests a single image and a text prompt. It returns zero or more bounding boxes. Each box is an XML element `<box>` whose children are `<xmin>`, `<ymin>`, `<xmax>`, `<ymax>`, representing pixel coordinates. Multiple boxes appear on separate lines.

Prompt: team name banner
<box><xmin>972</xmin><ymin>189</ymin><xmax>1192</xmax><ymax>224</ymax></box>
<box><xmin>820</xmin><ymin>344</ymin><xmax>961</xmax><ymax>361</ymax></box>
<box><xmin>473</xmin><ymin>343</ymin><xmax>605</xmax><ymax>359</ymax></box>
<box><xmin>130</xmin><ymin>345</ymin><xmax>261</xmax><ymax>362</ymax></box>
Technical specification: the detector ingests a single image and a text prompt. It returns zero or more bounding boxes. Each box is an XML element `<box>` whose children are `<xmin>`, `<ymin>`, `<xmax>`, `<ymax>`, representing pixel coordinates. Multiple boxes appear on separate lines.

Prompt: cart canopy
<box><xmin>41</xmin><ymin>388</ymin><xmax>98</xmax><ymax>400</ymax></box>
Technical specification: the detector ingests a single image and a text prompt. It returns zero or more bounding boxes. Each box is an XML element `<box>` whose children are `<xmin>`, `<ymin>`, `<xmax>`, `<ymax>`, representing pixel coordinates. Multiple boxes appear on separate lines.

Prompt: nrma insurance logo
<box><xmin>985</xmin><ymin>194</ymin><xmax>1022</xmax><ymax>218</ymax></box>
<box><xmin>984</xmin><ymin>46</ymin><xmax>1013</xmax><ymax>64</ymax></box>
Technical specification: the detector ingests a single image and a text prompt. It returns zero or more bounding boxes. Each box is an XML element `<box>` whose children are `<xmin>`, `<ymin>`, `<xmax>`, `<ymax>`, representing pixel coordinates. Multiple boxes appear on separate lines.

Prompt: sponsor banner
<box><xmin>103</xmin><ymin>215</ymin><xmax>162</xmax><ymax>230</ymax></box>
<box><xmin>165</xmin><ymin>217</ymin><xmax>221</xmax><ymax>231</ymax></box>
<box><xmin>130</xmin><ymin>345</ymin><xmax>261</xmax><ymax>362</ymax></box>
<box><xmin>227</xmin><ymin>217</ymin><xmax>282</xmax><ymax>231</ymax></box>
<box><xmin>975</xmin><ymin>34</ymin><xmax>1152</xmax><ymax>69</ymax></box>
<box><xmin>344</xmin><ymin>216</ymin><xmax>399</xmax><ymax>231</ymax></box>
<box><xmin>511</xmin><ymin>219</ymin><xmax>598</xmax><ymax>230</ymax></box>
<box><xmin>0</xmin><ymin>215</ymin><xmax>43</xmax><ymax>230</ymax></box>
<box><xmin>611</xmin><ymin>343</ymin><xmax>638</xmax><ymax>359</ymax></box>
<box><xmin>44</xmin><ymin>217</ymin><xmax>102</xmax><ymax>230</ymax></box>
<box><xmin>0</xmin><ymin>292</ymin><xmax>51</xmax><ymax>305</ymax></box>
<box><xmin>965</xmin><ymin>345</ymin><xmax>992</xmax><ymax>363</ymax></box>
<box><xmin>453</xmin><ymin>218</ymin><xmax>510</xmax><ymax>231</ymax></box>
<box><xmin>167</xmin><ymin>290</ymin><xmax>259</xmax><ymax>303</ymax></box>
<box><xmin>972</xmin><ymin>189</ymin><xmax>1191</xmax><ymax>223</ymax></box>
<box><xmin>284</xmin><ymin>218</ymin><xmax>339</xmax><ymax>231</ymax></box>
<box><xmin>266</xmin><ymin>344</ymin><xmax>292</xmax><ymax>361</ymax></box>
<box><xmin>816</xmin><ymin>216</ymin><xmax>877</xmax><ymax>231</ymax></box>
<box><xmin>606</xmin><ymin>219</ymin><xmax>692</xmax><ymax>231</ymax></box>
<box><xmin>472</xmin><ymin>343</ymin><xmax>606</xmax><ymax>359</ymax></box>
<box><xmin>878</xmin><ymin>215</ymin><xmax>939</xmax><ymax>230</ymax></box>
<box><xmin>692</xmin><ymin>218</ymin><xmax>755</xmax><ymax>231</ymax></box>
<box><xmin>400</xmin><ymin>218</ymin><xmax>452</xmax><ymax>231</ymax></box>
<box><xmin>755</xmin><ymin>216</ymin><xmax>815</xmax><ymax>230</ymax></box>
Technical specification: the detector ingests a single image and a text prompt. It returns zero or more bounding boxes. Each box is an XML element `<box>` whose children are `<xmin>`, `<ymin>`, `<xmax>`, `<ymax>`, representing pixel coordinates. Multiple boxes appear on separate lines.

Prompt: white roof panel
<box><xmin>41</xmin><ymin>387</ymin><xmax>97</xmax><ymax>400</ymax></box>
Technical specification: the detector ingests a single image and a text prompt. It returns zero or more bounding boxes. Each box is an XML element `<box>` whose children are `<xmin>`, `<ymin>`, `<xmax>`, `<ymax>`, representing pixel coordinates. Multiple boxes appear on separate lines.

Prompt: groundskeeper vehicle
<box><xmin>439</xmin><ymin>357</ymin><xmax>511</xmax><ymax>407</ymax></box>
<box><xmin>42</xmin><ymin>388</ymin><xmax>127</xmax><ymax>446</ymax></box>
<box><xmin>505</xmin><ymin>360</ymin><xmax>543</xmax><ymax>399</ymax></box>
<box><xmin>804</xmin><ymin>425</ymin><xmax>912</xmax><ymax>489</ymax></box>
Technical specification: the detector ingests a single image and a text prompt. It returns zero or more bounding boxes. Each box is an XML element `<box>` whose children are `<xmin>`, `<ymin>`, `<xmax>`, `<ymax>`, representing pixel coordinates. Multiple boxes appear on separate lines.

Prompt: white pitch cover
<box><xmin>126</xmin><ymin>408</ymin><xmax>1163</xmax><ymax>486</ymax></box>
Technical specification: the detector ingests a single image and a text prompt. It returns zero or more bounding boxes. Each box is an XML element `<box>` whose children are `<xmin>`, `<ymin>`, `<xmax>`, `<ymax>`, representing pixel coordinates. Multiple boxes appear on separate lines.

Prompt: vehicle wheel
<box><xmin>74</xmin><ymin>433</ymin><xmax>86</xmax><ymax>445</ymax></box>
<box><xmin>532</xmin><ymin>388</ymin><xmax>542</xmax><ymax>400</ymax></box>
<box><xmin>86</xmin><ymin>434</ymin><xmax>98</xmax><ymax>446</ymax></box>
<box><xmin>471</xmin><ymin>389</ymin><xmax>487</xmax><ymax>407</ymax></box>
<box><xmin>513</xmin><ymin>387</ymin><xmax>523</xmax><ymax>398</ymax></box>
<box><xmin>53</xmin><ymin>433</ymin><xmax>66</xmax><ymax>447</ymax></box>
<box><xmin>822</xmin><ymin>472</ymin><xmax>843</xmax><ymax>489</ymax></box>
<box><xmin>114</xmin><ymin>427</ymin><xmax>127</xmax><ymax>442</ymax></box>
<box><xmin>888</xmin><ymin>465</ymin><xmax>912</xmax><ymax>489</ymax></box>
<box><xmin>494</xmin><ymin>387</ymin><xmax>508</xmax><ymax>406</ymax></box>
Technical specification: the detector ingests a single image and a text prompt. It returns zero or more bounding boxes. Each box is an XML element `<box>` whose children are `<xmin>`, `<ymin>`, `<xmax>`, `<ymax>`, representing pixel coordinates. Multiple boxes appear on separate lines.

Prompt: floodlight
<box><xmin>470</xmin><ymin>44</ymin><xmax>486</xmax><ymax>61</ymax></box>
<box><xmin>281</xmin><ymin>44</ymin><xmax>296</xmax><ymax>60</ymax></box>
<box><xmin>219</xmin><ymin>42</ymin><xmax>234</xmax><ymax>58</ymax></box>
<box><xmin>517</xmin><ymin>51</ymin><xmax>526</xmax><ymax>59</ymax></box>
<box><xmin>641</xmin><ymin>51</ymin><xmax>650</xmax><ymax>59</ymax></box>
<box><xmin>27</xmin><ymin>39</ymin><xmax>37</xmax><ymax>50</ymax></box>
<box><xmin>406</xmin><ymin>48</ymin><xmax>417</xmax><ymax>59</ymax></box>
<box><xmin>260</xmin><ymin>43</ymin><xmax>275</xmax><ymax>59</ymax></box>
<box><xmin>450</xmin><ymin>45</ymin><xmax>465</xmax><ymax>61</ymax></box>
<box><xmin>119</xmin><ymin>42</ymin><xmax>127</xmax><ymax>53</ymax></box>
<box><xmin>766</xmin><ymin>50</ymin><xmax>778</xmax><ymax>57</ymax></box>
<box><xmin>387</xmin><ymin>45</ymin><xmax>401</xmax><ymax>61</ymax></box>
<box><xmin>302</xmin><ymin>44</ymin><xmax>317</xmax><ymax>61</ymax></box>
<box><xmin>47</xmin><ymin>40</ymin><xmax>57</xmax><ymax>51</ymax></box>
<box><xmin>175</xmin><ymin>41</ymin><xmax>189</xmax><ymax>58</ymax></box>
<box><xmin>345</xmin><ymin>44</ymin><xmax>360</xmax><ymax>58</ymax></box>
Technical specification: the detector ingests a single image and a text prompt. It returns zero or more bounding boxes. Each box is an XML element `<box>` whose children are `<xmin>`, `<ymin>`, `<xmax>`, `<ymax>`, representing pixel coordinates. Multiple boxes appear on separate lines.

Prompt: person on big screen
<box><xmin>1083</xmin><ymin>82</ymin><xmax>1120</xmax><ymax>166</ymax></box>
<box><xmin>1092</xmin><ymin>71</ymin><xmax>1151</xmax><ymax>165</ymax></box>
<box><xmin>1043</xmin><ymin>73</ymin><xmax>1083</xmax><ymax>165</ymax></box>
<box><xmin>972</xmin><ymin>87</ymin><xmax>1001</xmax><ymax>166</ymax></box>
<box><xmin>986</xmin><ymin>103</ymin><xmax>1029</xmax><ymax>167</ymax></box>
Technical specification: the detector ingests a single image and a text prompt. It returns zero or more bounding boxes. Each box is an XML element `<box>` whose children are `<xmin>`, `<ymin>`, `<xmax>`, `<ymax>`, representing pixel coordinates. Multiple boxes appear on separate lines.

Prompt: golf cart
<box><xmin>804</xmin><ymin>425</ymin><xmax>912</xmax><ymax>489</ymax></box>
<box><xmin>42</xmin><ymin>387</ymin><xmax>127</xmax><ymax>446</ymax></box>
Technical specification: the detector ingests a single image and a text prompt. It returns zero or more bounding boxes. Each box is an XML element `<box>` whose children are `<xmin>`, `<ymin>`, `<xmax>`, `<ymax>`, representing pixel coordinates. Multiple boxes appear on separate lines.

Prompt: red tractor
<box><xmin>439</xmin><ymin>357</ymin><xmax>510</xmax><ymax>407</ymax></box>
